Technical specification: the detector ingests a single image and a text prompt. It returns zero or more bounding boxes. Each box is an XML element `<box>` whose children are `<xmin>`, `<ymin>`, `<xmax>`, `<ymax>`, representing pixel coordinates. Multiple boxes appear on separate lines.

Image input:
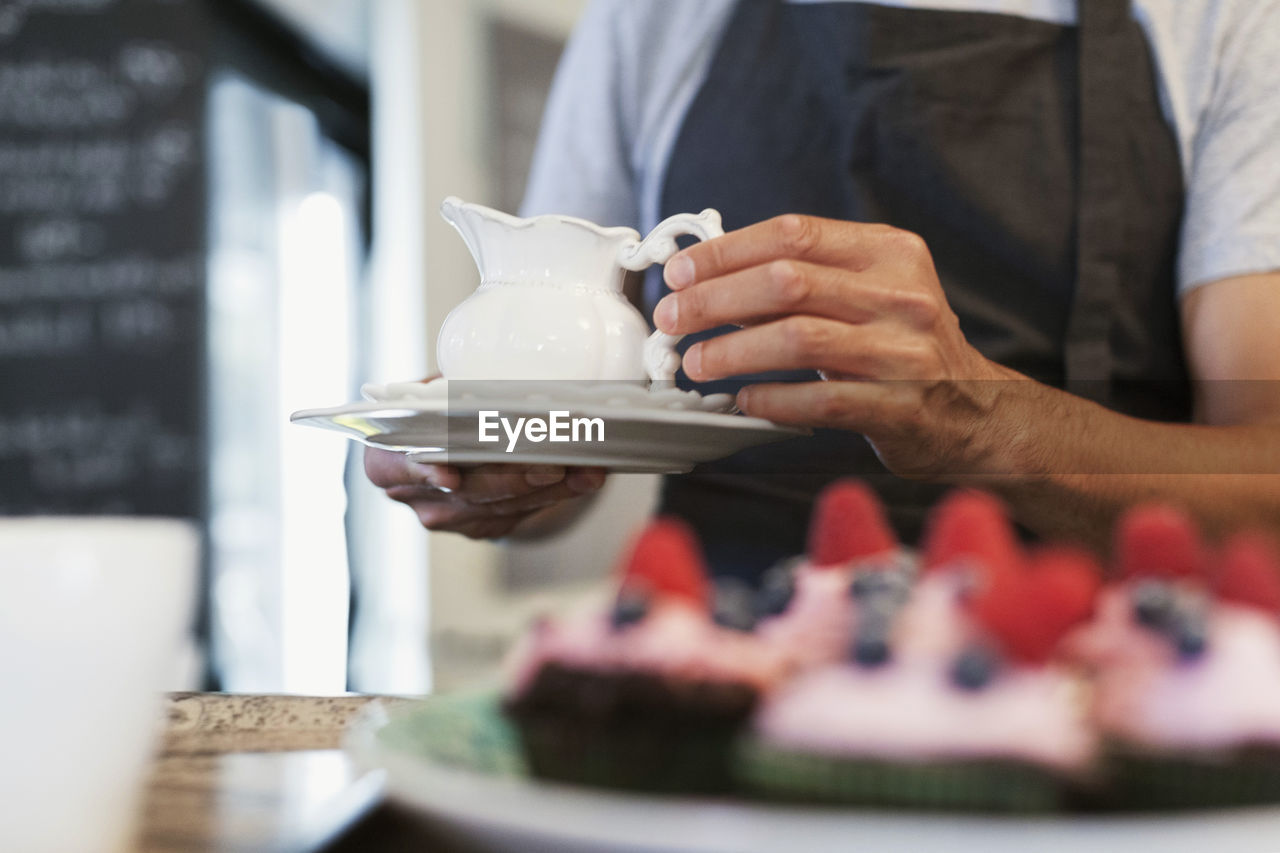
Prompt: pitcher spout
<box><xmin>439</xmin><ymin>195</ymin><xmax>503</xmax><ymax>281</ymax></box>
<box><xmin>439</xmin><ymin>196</ymin><xmax>641</xmax><ymax>291</ymax></box>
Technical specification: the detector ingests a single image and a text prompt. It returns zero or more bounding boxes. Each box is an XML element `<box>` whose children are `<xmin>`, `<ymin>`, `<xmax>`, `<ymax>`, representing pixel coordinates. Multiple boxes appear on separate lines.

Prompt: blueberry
<box><xmin>1171</xmin><ymin>610</ymin><xmax>1209</xmax><ymax>660</ymax></box>
<box><xmin>950</xmin><ymin>646</ymin><xmax>1000</xmax><ymax>690</ymax></box>
<box><xmin>713</xmin><ymin>578</ymin><xmax>758</xmax><ymax>632</ymax></box>
<box><xmin>890</xmin><ymin>551</ymin><xmax>921</xmax><ymax>581</ymax></box>
<box><xmin>850</xmin><ymin>570</ymin><xmax>888</xmax><ymax>598</ymax></box>
<box><xmin>610</xmin><ymin>590</ymin><xmax>649</xmax><ymax>630</ymax></box>
<box><xmin>1131</xmin><ymin>580</ymin><xmax>1176</xmax><ymax>629</ymax></box>
<box><xmin>851</xmin><ymin>632</ymin><xmax>891</xmax><ymax>667</ymax></box>
<box><xmin>850</xmin><ymin>609</ymin><xmax>894</xmax><ymax>668</ymax></box>
<box><xmin>876</xmin><ymin>552</ymin><xmax>916</xmax><ymax>576</ymax></box>
<box><xmin>755</xmin><ymin>563</ymin><xmax>797</xmax><ymax>618</ymax></box>
<box><xmin>850</xmin><ymin>569</ymin><xmax>910</xmax><ymax>607</ymax></box>
<box><xmin>860</xmin><ymin>591</ymin><xmax>906</xmax><ymax>631</ymax></box>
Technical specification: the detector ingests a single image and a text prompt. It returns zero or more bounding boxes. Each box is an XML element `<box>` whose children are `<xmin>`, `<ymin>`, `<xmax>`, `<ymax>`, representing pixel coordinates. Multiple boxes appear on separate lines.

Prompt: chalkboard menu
<box><xmin>0</xmin><ymin>0</ymin><xmax>211</xmax><ymax>516</ymax></box>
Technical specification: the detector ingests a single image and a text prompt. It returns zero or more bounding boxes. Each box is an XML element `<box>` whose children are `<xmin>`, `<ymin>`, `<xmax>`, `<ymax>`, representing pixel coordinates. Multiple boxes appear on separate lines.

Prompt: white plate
<box><xmin>346</xmin><ymin>702</ymin><xmax>1280</xmax><ymax>853</ymax></box>
<box><xmin>360</xmin><ymin>379</ymin><xmax>738</xmax><ymax>414</ymax></box>
<box><xmin>290</xmin><ymin>391</ymin><xmax>804</xmax><ymax>473</ymax></box>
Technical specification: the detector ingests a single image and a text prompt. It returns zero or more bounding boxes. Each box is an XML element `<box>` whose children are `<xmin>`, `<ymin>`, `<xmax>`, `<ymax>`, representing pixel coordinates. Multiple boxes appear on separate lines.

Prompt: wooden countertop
<box><xmin>134</xmin><ymin>693</ymin><xmax>417</xmax><ymax>853</ymax></box>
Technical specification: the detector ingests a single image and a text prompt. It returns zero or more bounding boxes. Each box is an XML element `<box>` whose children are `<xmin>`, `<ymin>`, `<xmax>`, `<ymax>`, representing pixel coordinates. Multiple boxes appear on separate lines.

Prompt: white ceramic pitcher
<box><xmin>436</xmin><ymin>197</ymin><xmax>723</xmax><ymax>382</ymax></box>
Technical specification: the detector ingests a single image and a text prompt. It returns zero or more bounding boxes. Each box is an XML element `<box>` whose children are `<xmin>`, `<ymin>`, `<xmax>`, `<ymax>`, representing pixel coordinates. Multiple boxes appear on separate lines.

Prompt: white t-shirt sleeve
<box><xmin>520</xmin><ymin>0</ymin><xmax>738</xmax><ymax>232</ymax></box>
<box><xmin>519</xmin><ymin>0</ymin><xmax>639</xmax><ymax>227</ymax></box>
<box><xmin>1176</xmin><ymin>0</ymin><xmax>1280</xmax><ymax>293</ymax></box>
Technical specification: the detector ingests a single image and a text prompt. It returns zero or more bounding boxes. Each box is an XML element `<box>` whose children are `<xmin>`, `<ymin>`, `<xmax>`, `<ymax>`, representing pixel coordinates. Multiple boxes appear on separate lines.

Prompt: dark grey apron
<box><xmin>651</xmin><ymin>0</ymin><xmax>1189</xmax><ymax>579</ymax></box>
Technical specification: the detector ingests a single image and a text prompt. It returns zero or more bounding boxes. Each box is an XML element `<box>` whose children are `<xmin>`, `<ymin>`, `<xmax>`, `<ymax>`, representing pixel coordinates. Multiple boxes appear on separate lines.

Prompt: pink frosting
<box><xmin>754</xmin><ymin>663</ymin><xmax>1095</xmax><ymax>771</ymax></box>
<box><xmin>760</xmin><ymin>566</ymin><xmax>972</xmax><ymax>667</ymax></box>
<box><xmin>505</xmin><ymin>599</ymin><xmax>790</xmax><ymax>697</ymax></box>
<box><xmin>1078</xmin><ymin>586</ymin><xmax>1280</xmax><ymax>749</ymax></box>
<box><xmin>892</xmin><ymin>570</ymin><xmax>982</xmax><ymax>663</ymax></box>
<box><xmin>755</xmin><ymin>565</ymin><xmax>856</xmax><ymax>668</ymax></box>
<box><xmin>756</xmin><ymin>550</ymin><xmax>919</xmax><ymax>669</ymax></box>
<box><xmin>753</xmin><ymin>567</ymin><xmax>1096</xmax><ymax>772</ymax></box>
<box><xmin>1060</xmin><ymin>586</ymin><xmax>1169</xmax><ymax>671</ymax></box>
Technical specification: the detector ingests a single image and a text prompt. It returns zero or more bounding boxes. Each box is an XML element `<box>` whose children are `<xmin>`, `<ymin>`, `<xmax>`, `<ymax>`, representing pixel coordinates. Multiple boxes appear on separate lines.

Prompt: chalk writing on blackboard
<box><xmin>0</xmin><ymin>0</ymin><xmax>209</xmax><ymax>516</ymax></box>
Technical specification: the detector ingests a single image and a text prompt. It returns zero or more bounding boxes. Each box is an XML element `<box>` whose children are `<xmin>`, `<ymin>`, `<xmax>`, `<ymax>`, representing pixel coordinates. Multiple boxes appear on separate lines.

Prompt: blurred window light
<box><xmin>278</xmin><ymin>189</ymin><xmax>351</xmax><ymax>694</ymax></box>
<box><xmin>207</xmin><ymin>74</ymin><xmax>360</xmax><ymax>695</ymax></box>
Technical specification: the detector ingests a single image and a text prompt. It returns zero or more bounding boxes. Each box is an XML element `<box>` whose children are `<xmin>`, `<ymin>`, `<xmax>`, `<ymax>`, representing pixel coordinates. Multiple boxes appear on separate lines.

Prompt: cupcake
<box><xmin>737</xmin><ymin>490</ymin><xmax>1101</xmax><ymax>812</ymax></box>
<box><xmin>753</xmin><ymin>479</ymin><xmax>913</xmax><ymax>669</ymax></box>
<box><xmin>1077</xmin><ymin>506</ymin><xmax>1280</xmax><ymax>809</ymax></box>
<box><xmin>502</xmin><ymin>517</ymin><xmax>788</xmax><ymax>794</ymax></box>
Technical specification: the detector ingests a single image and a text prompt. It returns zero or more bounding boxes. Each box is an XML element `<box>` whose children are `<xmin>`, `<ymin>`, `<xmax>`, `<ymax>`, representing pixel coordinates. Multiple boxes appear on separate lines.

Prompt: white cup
<box><xmin>0</xmin><ymin>517</ymin><xmax>199</xmax><ymax>853</ymax></box>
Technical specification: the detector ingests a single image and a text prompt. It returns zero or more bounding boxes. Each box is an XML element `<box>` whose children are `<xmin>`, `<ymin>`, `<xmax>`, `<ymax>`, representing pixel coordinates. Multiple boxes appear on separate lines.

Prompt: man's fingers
<box><xmin>483</xmin><ymin>476</ymin><xmax>604</xmax><ymax>517</ymax></box>
<box><xmin>566</xmin><ymin>467</ymin><xmax>607</xmax><ymax>493</ymax></box>
<box><xmin>655</xmin><ymin>260</ymin><xmax>882</xmax><ymax>334</ymax></box>
<box><xmin>402</xmin><ymin>476</ymin><xmax>604</xmax><ymax>536</ymax></box>
<box><xmin>364</xmin><ymin>447</ymin><xmax>461</xmax><ymax>491</ymax></box>
<box><xmin>663</xmin><ymin>215</ymin><xmax>892</xmax><ymax>289</ymax></box>
<box><xmin>408</xmin><ymin>502</ymin><xmax>523</xmax><ymax>539</ymax></box>
<box><xmin>368</xmin><ymin>454</ymin><xmax>607</xmax><ymax>536</ymax></box>
<box><xmin>736</xmin><ymin>380</ymin><xmax>906</xmax><ymax>433</ymax></box>
<box><xmin>458</xmin><ymin>464</ymin><xmax>567</xmax><ymax>503</ymax></box>
<box><xmin>683</xmin><ymin>318</ymin><xmax>939</xmax><ymax>382</ymax></box>
<box><xmin>451</xmin><ymin>518</ymin><xmax>524</xmax><ymax>540</ymax></box>
<box><xmin>363</xmin><ymin>446</ymin><xmax>416</xmax><ymax>488</ymax></box>
<box><xmin>384</xmin><ymin>484</ymin><xmax>453</xmax><ymax>505</ymax></box>
<box><xmin>404</xmin><ymin>497</ymin><xmax>468</xmax><ymax>529</ymax></box>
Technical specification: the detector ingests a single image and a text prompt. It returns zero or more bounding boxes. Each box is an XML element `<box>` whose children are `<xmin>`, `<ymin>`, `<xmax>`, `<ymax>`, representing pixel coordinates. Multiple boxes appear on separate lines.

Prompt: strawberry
<box><xmin>620</xmin><ymin>517</ymin><xmax>710</xmax><ymax>606</ymax></box>
<box><xmin>1114</xmin><ymin>504</ymin><xmax>1206</xmax><ymax>581</ymax></box>
<box><xmin>806</xmin><ymin>479</ymin><xmax>897</xmax><ymax>568</ymax></box>
<box><xmin>921</xmin><ymin>489</ymin><xmax>1021</xmax><ymax>586</ymax></box>
<box><xmin>1216</xmin><ymin>531</ymin><xmax>1280</xmax><ymax>615</ymax></box>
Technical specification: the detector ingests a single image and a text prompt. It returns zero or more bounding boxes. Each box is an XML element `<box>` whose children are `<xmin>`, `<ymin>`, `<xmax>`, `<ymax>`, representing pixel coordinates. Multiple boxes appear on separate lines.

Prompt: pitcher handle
<box><xmin>617</xmin><ymin>209</ymin><xmax>724</xmax><ymax>383</ymax></box>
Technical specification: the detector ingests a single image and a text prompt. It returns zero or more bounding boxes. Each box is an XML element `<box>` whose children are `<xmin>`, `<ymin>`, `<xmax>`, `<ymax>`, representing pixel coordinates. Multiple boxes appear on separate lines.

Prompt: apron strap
<box><xmin>1064</xmin><ymin>0</ymin><xmax>1130</xmax><ymax>406</ymax></box>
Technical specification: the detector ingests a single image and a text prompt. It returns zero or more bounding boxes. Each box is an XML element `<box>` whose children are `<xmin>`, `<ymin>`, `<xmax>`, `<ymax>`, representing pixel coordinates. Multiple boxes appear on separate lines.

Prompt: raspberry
<box><xmin>806</xmin><ymin>479</ymin><xmax>897</xmax><ymax>568</ymax></box>
<box><xmin>1031</xmin><ymin>546</ymin><xmax>1103</xmax><ymax>627</ymax></box>
<box><xmin>921</xmin><ymin>490</ymin><xmax>1021</xmax><ymax>586</ymax></box>
<box><xmin>968</xmin><ymin>574</ymin><xmax>1040</xmax><ymax>663</ymax></box>
<box><xmin>1216</xmin><ymin>531</ymin><xmax>1280</xmax><ymax>615</ymax></box>
<box><xmin>620</xmin><ymin>517</ymin><xmax>709</xmax><ymax>606</ymax></box>
<box><xmin>969</xmin><ymin>547</ymin><xmax>1101</xmax><ymax>665</ymax></box>
<box><xmin>1114</xmin><ymin>504</ymin><xmax>1206</xmax><ymax>581</ymax></box>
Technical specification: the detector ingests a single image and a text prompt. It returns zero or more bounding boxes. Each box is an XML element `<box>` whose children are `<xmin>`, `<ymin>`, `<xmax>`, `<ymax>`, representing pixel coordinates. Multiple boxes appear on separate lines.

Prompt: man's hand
<box><xmin>653</xmin><ymin>214</ymin><xmax>1015</xmax><ymax>478</ymax></box>
<box><xmin>649</xmin><ymin>214</ymin><xmax>1280</xmax><ymax>546</ymax></box>
<box><xmin>363</xmin><ymin>448</ymin><xmax>606</xmax><ymax>539</ymax></box>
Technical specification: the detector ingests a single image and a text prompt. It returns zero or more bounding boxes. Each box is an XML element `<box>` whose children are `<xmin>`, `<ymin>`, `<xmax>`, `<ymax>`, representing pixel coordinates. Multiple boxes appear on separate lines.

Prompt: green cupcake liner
<box><xmin>376</xmin><ymin>689</ymin><xmax>527</xmax><ymax>777</ymax></box>
<box><xmin>1103</xmin><ymin>744</ymin><xmax>1280</xmax><ymax>811</ymax></box>
<box><xmin>374</xmin><ymin>691</ymin><xmax>1280</xmax><ymax>814</ymax></box>
<box><xmin>736</xmin><ymin>737</ymin><xmax>1070</xmax><ymax>813</ymax></box>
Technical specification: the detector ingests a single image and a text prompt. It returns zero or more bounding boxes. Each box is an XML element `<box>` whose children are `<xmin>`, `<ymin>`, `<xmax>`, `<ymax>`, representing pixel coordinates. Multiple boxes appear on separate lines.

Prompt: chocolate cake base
<box><xmin>503</xmin><ymin>663</ymin><xmax>758</xmax><ymax>794</ymax></box>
